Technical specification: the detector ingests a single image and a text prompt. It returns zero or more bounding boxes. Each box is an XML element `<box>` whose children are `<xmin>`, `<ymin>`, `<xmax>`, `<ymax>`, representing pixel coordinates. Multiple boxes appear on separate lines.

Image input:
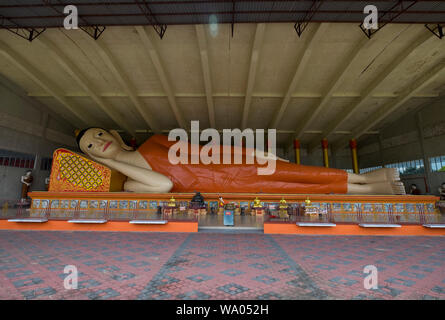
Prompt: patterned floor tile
<box><xmin>0</xmin><ymin>231</ymin><xmax>444</xmax><ymax>300</ymax></box>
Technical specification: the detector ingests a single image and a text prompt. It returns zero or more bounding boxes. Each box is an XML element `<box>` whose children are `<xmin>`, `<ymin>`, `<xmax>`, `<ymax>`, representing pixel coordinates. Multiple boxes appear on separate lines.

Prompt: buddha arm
<box><xmin>92</xmin><ymin>157</ymin><xmax>173</xmax><ymax>192</ymax></box>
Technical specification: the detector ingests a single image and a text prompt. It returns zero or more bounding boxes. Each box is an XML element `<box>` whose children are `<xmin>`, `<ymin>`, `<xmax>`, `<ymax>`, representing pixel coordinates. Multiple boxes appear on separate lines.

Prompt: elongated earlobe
<box><xmin>109</xmin><ymin>130</ymin><xmax>134</xmax><ymax>151</ymax></box>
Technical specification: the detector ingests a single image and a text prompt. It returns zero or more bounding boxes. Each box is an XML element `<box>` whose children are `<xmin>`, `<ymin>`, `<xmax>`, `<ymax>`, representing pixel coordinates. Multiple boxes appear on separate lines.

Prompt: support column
<box><xmin>321</xmin><ymin>138</ymin><xmax>329</xmax><ymax>168</ymax></box>
<box><xmin>349</xmin><ymin>139</ymin><xmax>359</xmax><ymax>174</ymax></box>
<box><xmin>293</xmin><ymin>139</ymin><xmax>301</xmax><ymax>164</ymax></box>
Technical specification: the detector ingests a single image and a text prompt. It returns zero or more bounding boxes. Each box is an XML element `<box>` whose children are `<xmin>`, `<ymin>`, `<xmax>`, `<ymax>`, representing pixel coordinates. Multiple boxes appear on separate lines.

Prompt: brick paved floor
<box><xmin>0</xmin><ymin>230</ymin><xmax>444</xmax><ymax>300</ymax></box>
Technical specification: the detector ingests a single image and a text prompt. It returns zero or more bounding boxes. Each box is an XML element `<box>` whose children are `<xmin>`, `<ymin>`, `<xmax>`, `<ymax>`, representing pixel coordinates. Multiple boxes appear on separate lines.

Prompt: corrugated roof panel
<box><xmin>0</xmin><ymin>0</ymin><xmax>443</xmax><ymax>27</ymax></box>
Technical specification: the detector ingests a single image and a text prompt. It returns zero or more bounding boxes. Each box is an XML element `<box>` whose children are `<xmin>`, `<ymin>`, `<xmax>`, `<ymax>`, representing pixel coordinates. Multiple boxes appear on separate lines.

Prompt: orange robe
<box><xmin>138</xmin><ymin>135</ymin><xmax>348</xmax><ymax>194</ymax></box>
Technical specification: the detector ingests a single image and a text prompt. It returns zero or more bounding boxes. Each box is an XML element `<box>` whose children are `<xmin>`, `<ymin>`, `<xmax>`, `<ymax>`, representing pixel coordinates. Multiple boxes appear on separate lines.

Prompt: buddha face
<box><xmin>79</xmin><ymin>128</ymin><xmax>121</xmax><ymax>159</ymax></box>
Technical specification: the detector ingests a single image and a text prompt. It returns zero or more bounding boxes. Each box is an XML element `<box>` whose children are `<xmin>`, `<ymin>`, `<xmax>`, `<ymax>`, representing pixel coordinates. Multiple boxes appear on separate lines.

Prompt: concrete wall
<box><xmin>0</xmin><ymin>77</ymin><xmax>76</xmax><ymax>200</ymax></box>
<box><xmin>356</xmin><ymin>97</ymin><xmax>445</xmax><ymax>195</ymax></box>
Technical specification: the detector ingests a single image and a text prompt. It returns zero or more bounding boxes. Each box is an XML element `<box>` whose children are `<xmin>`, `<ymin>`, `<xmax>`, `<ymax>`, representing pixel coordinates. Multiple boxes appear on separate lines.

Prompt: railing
<box><xmin>2</xmin><ymin>199</ymin><xmax>443</xmax><ymax>226</ymax></box>
<box><xmin>263</xmin><ymin>202</ymin><xmax>444</xmax><ymax>225</ymax></box>
<box><xmin>1</xmin><ymin>199</ymin><xmax>198</xmax><ymax>223</ymax></box>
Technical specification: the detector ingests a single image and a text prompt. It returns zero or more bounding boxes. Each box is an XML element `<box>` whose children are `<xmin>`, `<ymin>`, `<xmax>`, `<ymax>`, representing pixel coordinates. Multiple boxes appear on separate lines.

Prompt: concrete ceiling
<box><xmin>0</xmin><ymin>22</ymin><xmax>444</xmax><ymax>150</ymax></box>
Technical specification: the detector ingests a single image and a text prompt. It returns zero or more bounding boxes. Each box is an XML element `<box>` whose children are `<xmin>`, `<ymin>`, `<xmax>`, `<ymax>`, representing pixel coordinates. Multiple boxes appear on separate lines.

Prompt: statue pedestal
<box><xmin>188</xmin><ymin>203</ymin><xmax>207</xmax><ymax>215</ymax></box>
<box><xmin>279</xmin><ymin>209</ymin><xmax>289</xmax><ymax>219</ymax></box>
<box><xmin>162</xmin><ymin>206</ymin><xmax>178</xmax><ymax>216</ymax></box>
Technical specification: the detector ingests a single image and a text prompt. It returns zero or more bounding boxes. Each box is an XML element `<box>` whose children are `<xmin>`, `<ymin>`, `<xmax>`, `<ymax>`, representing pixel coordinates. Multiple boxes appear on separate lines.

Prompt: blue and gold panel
<box><xmin>129</xmin><ymin>201</ymin><xmax>137</xmax><ymax>210</ymax></box>
<box><xmin>394</xmin><ymin>203</ymin><xmax>404</xmax><ymax>213</ymax></box>
<box><xmin>109</xmin><ymin>200</ymin><xmax>118</xmax><ymax>209</ymax></box>
<box><xmin>320</xmin><ymin>203</ymin><xmax>328</xmax><ymax>210</ymax></box>
<box><xmin>353</xmin><ymin>203</ymin><xmax>361</xmax><ymax>212</ymax></box>
<box><xmin>426</xmin><ymin>203</ymin><xmax>435</xmax><ymax>213</ymax></box>
<box><xmin>41</xmin><ymin>200</ymin><xmax>49</xmax><ymax>209</ymax></box>
<box><xmin>363</xmin><ymin>203</ymin><xmax>373</xmax><ymax>213</ymax></box>
<box><xmin>310</xmin><ymin>202</ymin><xmax>320</xmax><ymax>209</ymax></box>
<box><xmin>60</xmin><ymin>200</ymin><xmax>69</xmax><ymax>209</ymax></box>
<box><xmin>51</xmin><ymin>200</ymin><xmax>59</xmax><ymax>209</ymax></box>
<box><xmin>99</xmin><ymin>200</ymin><xmax>108</xmax><ymax>209</ymax></box>
<box><xmin>374</xmin><ymin>203</ymin><xmax>384</xmax><ymax>212</ymax></box>
<box><xmin>32</xmin><ymin>199</ymin><xmax>40</xmax><ymax>209</ymax></box>
<box><xmin>239</xmin><ymin>201</ymin><xmax>248</xmax><ymax>208</ymax></box>
<box><xmin>80</xmin><ymin>200</ymin><xmax>88</xmax><ymax>209</ymax></box>
<box><xmin>89</xmin><ymin>200</ymin><xmax>98</xmax><ymax>209</ymax></box>
<box><xmin>119</xmin><ymin>200</ymin><xmax>128</xmax><ymax>209</ymax></box>
<box><xmin>332</xmin><ymin>202</ymin><xmax>341</xmax><ymax>212</ymax></box>
<box><xmin>138</xmin><ymin>200</ymin><xmax>148</xmax><ymax>210</ymax></box>
<box><xmin>405</xmin><ymin>203</ymin><xmax>415</xmax><ymax>213</ymax></box>
<box><xmin>149</xmin><ymin>201</ymin><xmax>158</xmax><ymax>209</ymax></box>
<box><xmin>70</xmin><ymin>200</ymin><xmax>79</xmax><ymax>209</ymax></box>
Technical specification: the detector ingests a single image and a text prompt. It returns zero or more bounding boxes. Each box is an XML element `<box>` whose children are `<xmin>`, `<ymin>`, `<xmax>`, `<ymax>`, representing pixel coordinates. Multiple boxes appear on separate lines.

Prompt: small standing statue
<box><xmin>190</xmin><ymin>192</ymin><xmax>206</xmax><ymax>215</ymax></box>
<box><xmin>20</xmin><ymin>170</ymin><xmax>33</xmax><ymax>201</ymax></box>
<box><xmin>304</xmin><ymin>197</ymin><xmax>318</xmax><ymax>216</ymax></box>
<box><xmin>279</xmin><ymin>197</ymin><xmax>288</xmax><ymax>209</ymax></box>
<box><xmin>252</xmin><ymin>197</ymin><xmax>265</xmax><ymax>216</ymax></box>
<box><xmin>253</xmin><ymin>197</ymin><xmax>262</xmax><ymax>208</ymax></box>
<box><xmin>163</xmin><ymin>196</ymin><xmax>178</xmax><ymax>216</ymax></box>
<box><xmin>279</xmin><ymin>197</ymin><xmax>289</xmax><ymax>218</ymax></box>
<box><xmin>217</xmin><ymin>196</ymin><xmax>225</xmax><ymax>215</ymax></box>
<box><xmin>167</xmin><ymin>196</ymin><xmax>177</xmax><ymax>207</ymax></box>
<box><xmin>45</xmin><ymin>176</ymin><xmax>50</xmax><ymax>191</ymax></box>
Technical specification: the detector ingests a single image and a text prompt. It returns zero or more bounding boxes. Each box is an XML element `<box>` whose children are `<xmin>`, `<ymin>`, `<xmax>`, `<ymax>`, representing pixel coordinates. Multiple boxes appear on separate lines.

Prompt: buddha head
<box><xmin>76</xmin><ymin>128</ymin><xmax>132</xmax><ymax>160</ymax></box>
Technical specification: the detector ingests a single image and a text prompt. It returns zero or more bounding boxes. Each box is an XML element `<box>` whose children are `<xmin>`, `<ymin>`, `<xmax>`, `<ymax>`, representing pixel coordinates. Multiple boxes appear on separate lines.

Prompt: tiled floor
<box><xmin>0</xmin><ymin>230</ymin><xmax>444</xmax><ymax>300</ymax></box>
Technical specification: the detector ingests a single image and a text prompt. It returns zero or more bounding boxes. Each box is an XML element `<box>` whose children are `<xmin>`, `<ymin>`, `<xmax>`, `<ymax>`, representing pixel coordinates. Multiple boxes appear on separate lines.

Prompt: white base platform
<box><xmin>296</xmin><ymin>222</ymin><xmax>336</xmax><ymax>227</ymax></box>
<box><xmin>68</xmin><ymin>219</ymin><xmax>107</xmax><ymax>224</ymax></box>
<box><xmin>129</xmin><ymin>220</ymin><xmax>168</xmax><ymax>225</ymax></box>
<box><xmin>359</xmin><ymin>223</ymin><xmax>401</xmax><ymax>228</ymax></box>
<box><xmin>423</xmin><ymin>224</ymin><xmax>445</xmax><ymax>228</ymax></box>
<box><xmin>8</xmin><ymin>218</ymin><xmax>48</xmax><ymax>223</ymax></box>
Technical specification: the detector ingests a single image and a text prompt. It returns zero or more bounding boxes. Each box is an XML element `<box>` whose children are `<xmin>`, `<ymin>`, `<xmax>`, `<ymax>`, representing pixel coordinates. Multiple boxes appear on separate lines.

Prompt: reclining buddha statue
<box><xmin>75</xmin><ymin>128</ymin><xmax>405</xmax><ymax>195</ymax></box>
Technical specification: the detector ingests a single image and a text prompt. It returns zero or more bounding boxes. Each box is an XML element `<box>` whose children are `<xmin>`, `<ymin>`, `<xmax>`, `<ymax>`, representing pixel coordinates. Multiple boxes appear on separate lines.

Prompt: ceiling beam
<box><xmin>241</xmin><ymin>23</ymin><xmax>266</xmax><ymax>130</ymax></box>
<box><xmin>134</xmin><ymin>0</ymin><xmax>167</xmax><ymax>39</ymax></box>
<box><xmin>36</xmin><ymin>34</ymin><xmax>136</xmax><ymax>136</ymax></box>
<box><xmin>333</xmin><ymin>59</ymin><xmax>445</xmax><ymax>151</ymax></box>
<box><xmin>42</xmin><ymin>0</ymin><xmax>106</xmax><ymax>40</ymax></box>
<box><xmin>135</xmin><ymin>25</ymin><xmax>187</xmax><ymax>129</ymax></box>
<box><xmin>85</xmin><ymin>33</ymin><xmax>161</xmax><ymax>133</ymax></box>
<box><xmin>0</xmin><ymin>13</ymin><xmax>45</xmax><ymax>42</ymax></box>
<box><xmin>0</xmin><ymin>40</ymin><xmax>91</xmax><ymax>128</ymax></box>
<box><xmin>294</xmin><ymin>0</ymin><xmax>324</xmax><ymax>37</ymax></box>
<box><xmin>269</xmin><ymin>23</ymin><xmax>327</xmax><ymax>130</ymax></box>
<box><xmin>195</xmin><ymin>24</ymin><xmax>216</xmax><ymax>128</ymax></box>
<box><xmin>359</xmin><ymin>1</ymin><xmax>419</xmax><ymax>39</ymax></box>
<box><xmin>308</xmin><ymin>30</ymin><xmax>435</xmax><ymax>152</ymax></box>
<box><xmin>294</xmin><ymin>36</ymin><xmax>370</xmax><ymax>148</ymax></box>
